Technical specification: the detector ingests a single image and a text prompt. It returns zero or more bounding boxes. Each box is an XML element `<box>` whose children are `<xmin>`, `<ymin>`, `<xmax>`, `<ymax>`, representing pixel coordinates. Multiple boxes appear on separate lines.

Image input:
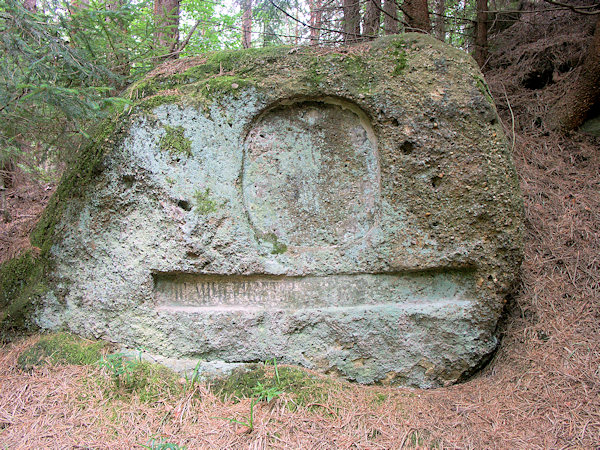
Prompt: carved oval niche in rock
<box><xmin>22</xmin><ymin>34</ymin><xmax>524</xmax><ymax>388</ymax></box>
<box><xmin>243</xmin><ymin>99</ymin><xmax>379</xmax><ymax>248</ymax></box>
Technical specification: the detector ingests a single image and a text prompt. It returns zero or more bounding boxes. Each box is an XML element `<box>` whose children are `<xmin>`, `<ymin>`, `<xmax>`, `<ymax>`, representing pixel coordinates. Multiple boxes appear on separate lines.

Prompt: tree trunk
<box><xmin>548</xmin><ymin>17</ymin><xmax>600</xmax><ymax>133</ymax></box>
<box><xmin>241</xmin><ymin>0</ymin><xmax>252</xmax><ymax>49</ymax></box>
<box><xmin>295</xmin><ymin>5</ymin><xmax>300</xmax><ymax>45</ymax></box>
<box><xmin>383</xmin><ymin>0</ymin><xmax>398</xmax><ymax>35</ymax></box>
<box><xmin>23</xmin><ymin>0</ymin><xmax>36</xmax><ymax>12</ymax></box>
<box><xmin>403</xmin><ymin>0</ymin><xmax>431</xmax><ymax>33</ymax></box>
<box><xmin>0</xmin><ymin>159</ymin><xmax>14</xmax><ymax>191</ymax></box>
<box><xmin>106</xmin><ymin>0</ymin><xmax>130</xmax><ymax>84</ymax></box>
<box><xmin>363</xmin><ymin>0</ymin><xmax>381</xmax><ymax>39</ymax></box>
<box><xmin>343</xmin><ymin>0</ymin><xmax>361</xmax><ymax>44</ymax></box>
<box><xmin>309</xmin><ymin>0</ymin><xmax>323</xmax><ymax>45</ymax></box>
<box><xmin>474</xmin><ymin>0</ymin><xmax>488</xmax><ymax>68</ymax></box>
<box><xmin>154</xmin><ymin>0</ymin><xmax>179</xmax><ymax>55</ymax></box>
<box><xmin>461</xmin><ymin>0</ymin><xmax>472</xmax><ymax>52</ymax></box>
<box><xmin>434</xmin><ymin>0</ymin><xmax>445</xmax><ymax>41</ymax></box>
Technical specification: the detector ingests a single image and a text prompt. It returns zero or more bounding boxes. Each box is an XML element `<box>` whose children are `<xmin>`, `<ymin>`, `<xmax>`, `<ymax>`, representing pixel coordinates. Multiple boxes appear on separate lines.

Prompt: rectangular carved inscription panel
<box><xmin>153</xmin><ymin>270</ymin><xmax>476</xmax><ymax>310</ymax></box>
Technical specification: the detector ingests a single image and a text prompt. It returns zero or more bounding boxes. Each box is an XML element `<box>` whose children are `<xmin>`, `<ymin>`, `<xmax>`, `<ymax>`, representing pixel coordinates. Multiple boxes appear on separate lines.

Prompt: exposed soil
<box><xmin>0</xmin><ymin>173</ymin><xmax>53</xmax><ymax>264</ymax></box>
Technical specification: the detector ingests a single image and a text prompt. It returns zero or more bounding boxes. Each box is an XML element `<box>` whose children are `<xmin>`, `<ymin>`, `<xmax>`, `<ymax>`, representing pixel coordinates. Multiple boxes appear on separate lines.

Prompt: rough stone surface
<box><xmin>30</xmin><ymin>34</ymin><xmax>523</xmax><ymax>387</ymax></box>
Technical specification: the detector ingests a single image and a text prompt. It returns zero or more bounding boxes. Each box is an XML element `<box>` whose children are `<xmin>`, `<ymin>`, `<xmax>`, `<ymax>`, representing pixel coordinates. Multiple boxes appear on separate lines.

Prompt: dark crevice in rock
<box><xmin>177</xmin><ymin>199</ymin><xmax>192</xmax><ymax>211</ymax></box>
<box><xmin>431</xmin><ymin>175</ymin><xmax>443</xmax><ymax>188</ymax></box>
<box><xmin>399</xmin><ymin>140</ymin><xmax>416</xmax><ymax>155</ymax></box>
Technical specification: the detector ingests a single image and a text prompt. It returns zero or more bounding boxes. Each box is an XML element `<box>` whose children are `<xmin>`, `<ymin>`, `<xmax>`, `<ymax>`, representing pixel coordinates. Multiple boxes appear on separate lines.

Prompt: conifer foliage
<box><xmin>0</xmin><ymin>0</ymin><xmax>132</xmax><ymax>177</ymax></box>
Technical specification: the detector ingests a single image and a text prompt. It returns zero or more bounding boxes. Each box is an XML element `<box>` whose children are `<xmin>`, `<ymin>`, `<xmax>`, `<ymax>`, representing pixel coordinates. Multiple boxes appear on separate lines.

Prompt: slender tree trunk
<box><xmin>262</xmin><ymin>22</ymin><xmax>267</xmax><ymax>47</ymax></box>
<box><xmin>154</xmin><ymin>0</ymin><xmax>179</xmax><ymax>55</ymax></box>
<box><xmin>343</xmin><ymin>0</ymin><xmax>361</xmax><ymax>43</ymax></box>
<box><xmin>0</xmin><ymin>190</ymin><xmax>10</xmax><ymax>223</ymax></box>
<box><xmin>0</xmin><ymin>160</ymin><xmax>14</xmax><ymax>191</ymax></box>
<box><xmin>23</xmin><ymin>0</ymin><xmax>36</xmax><ymax>12</ymax></box>
<box><xmin>548</xmin><ymin>17</ymin><xmax>600</xmax><ymax>132</ymax></box>
<box><xmin>363</xmin><ymin>0</ymin><xmax>381</xmax><ymax>39</ymax></box>
<box><xmin>241</xmin><ymin>0</ymin><xmax>252</xmax><ymax>49</ymax></box>
<box><xmin>462</xmin><ymin>0</ymin><xmax>471</xmax><ymax>52</ymax></box>
<box><xmin>383</xmin><ymin>0</ymin><xmax>398</xmax><ymax>35</ymax></box>
<box><xmin>1</xmin><ymin>138</ymin><xmax>27</xmax><ymax>202</ymax></box>
<box><xmin>403</xmin><ymin>0</ymin><xmax>431</xmax><ymax>33</ymax></box>
<box><xmin>309</xmin><ymin>0</ymin><xmax>323</xmax><ymax>45</ymax></box>
<box><xmin>106</xmin><ymin>0</ymin><xmax>130</xmax><ymax>84</ymax></box>
<box><xmin>295</xmin><ymin>6</ymin><xmax>300</xmax><ymax>45</ymax></box>
<box><xmin>434</xmin><ymin>0</ymin><xmax>445</xmax><ymax>41</ymax></box>
<box><xmin>474</xmin><ymin>0</ymin><xmax>488</xmax><ymax>67</ymax></box>
<box><xmin>5</xmin><ymin>0</ymin><xmax>37</xmax><ymax>195</ymax></box>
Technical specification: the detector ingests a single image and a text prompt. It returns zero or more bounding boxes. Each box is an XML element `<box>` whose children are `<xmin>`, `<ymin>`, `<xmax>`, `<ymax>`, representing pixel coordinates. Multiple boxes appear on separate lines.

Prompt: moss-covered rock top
<box><xmin>128</xmin><ymin>34</ymin><xmax>480</xmax><ymax>112</ymax></box>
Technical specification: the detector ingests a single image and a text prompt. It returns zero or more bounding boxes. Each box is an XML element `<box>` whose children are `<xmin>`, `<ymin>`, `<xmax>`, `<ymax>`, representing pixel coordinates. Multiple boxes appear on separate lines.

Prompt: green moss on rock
<box><xmin>98</xmin><ymin>354</ymin><xmax>184</xmax><ymax>402</ymax></box>
<box><xmin>193</xmin><ymin>188</ymin><xmax>218</xmax><ymax>214</ymax></box>
<box><xmin>160</xmin><ymin>125</ymin><xmax>192</xmax><ymax>157</ymax></box>
<box><xmin>17</xmin><ymin>332</ymin><xmax>106</xmax><ymax>370</ymax></box>
<box><xmin>392</xmin><ymin>51</ymin><xmax>408</xmax><ymax>75</ymax></box>
<box><xmin>261</xmin><ymin>232</ymin><xmax>287</xmax><ymax>254</ymax></box>
<box><xmin>137</xmin><ymin>93</ymin><xmax>182</xmax><ymax>111</ymax></box>
<box><xmin>212</xmin><ymin>363</ymin><xmax>341</xmax><ymax>410</ymax></box>
<box><xmin>475</xmin><ymin>75</ymin><xmax>493</xmax><ymax>103</ymax></box>
<box><xmin>182</xmin><ymin>46</ymin><xmax>290</xmax><ymax>82</ymax></box>
<box><xmin>3</xmin><ymin>116</ymin><xmax>126</xmax><ymax>336</ymax></box>
<box><xmin>128</xmin><ymin>46</ymin><xmax>290</xmax><ymax>99</ymax></box>
<box><xmin>0</xmin><ymin>251</ymin><xmax>47</xmax><ymax>335</ymax></box>
<box><xmin>30</xmin><ymin>117</ymin><xmax>123</xmax><ymax>256</ymax></box>
<box><xmin>204</xmin><ymin>75</ymin><xmax>255</xmax><ymax>96</ymax></box>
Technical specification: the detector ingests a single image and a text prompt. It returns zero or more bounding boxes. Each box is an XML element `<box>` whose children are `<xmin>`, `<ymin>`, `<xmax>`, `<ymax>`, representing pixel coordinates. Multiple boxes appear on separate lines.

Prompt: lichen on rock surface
<box><xmin>5</xmin><ymin>34</ymin><xmax>524</xmax><ymax>388</ymax></box>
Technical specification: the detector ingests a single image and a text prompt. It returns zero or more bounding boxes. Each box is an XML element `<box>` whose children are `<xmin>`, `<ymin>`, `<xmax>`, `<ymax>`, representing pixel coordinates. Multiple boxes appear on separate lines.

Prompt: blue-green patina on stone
<box><xmin>20</xmin><ymin>34</ymin><xmax>523</xmax><ymax>388</ymax></box>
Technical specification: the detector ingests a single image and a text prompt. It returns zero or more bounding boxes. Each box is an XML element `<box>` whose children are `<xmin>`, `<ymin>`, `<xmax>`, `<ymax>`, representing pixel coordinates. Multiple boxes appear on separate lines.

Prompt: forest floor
<box><xmin>1</xmin><ymin>12</ymin><xmax>600</xmax><ymax>448</ymax></box>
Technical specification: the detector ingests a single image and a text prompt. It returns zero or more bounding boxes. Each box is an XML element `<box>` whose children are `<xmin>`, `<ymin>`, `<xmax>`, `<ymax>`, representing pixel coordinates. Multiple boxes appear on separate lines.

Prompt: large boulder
<box><xmin>28</xmin><ymin>34</ymin><xmax>523</xmax><ymax>387</ymax></box>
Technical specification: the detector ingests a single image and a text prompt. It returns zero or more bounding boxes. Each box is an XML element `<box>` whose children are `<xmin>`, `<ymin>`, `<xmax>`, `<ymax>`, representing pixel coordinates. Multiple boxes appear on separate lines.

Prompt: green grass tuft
<box><xmin>99</xmin><ymin>353</ymin><xmax>185</xmax><ymax>403</ymax></box>
<box><xmin>142</xmin><ymin>438</ymin><xmax>186</xmax><ymax>450</ymax></box>
<box><xmin>372</xmin><ymin>392</ymin><xmax>388</xmax><ymax>405</ymax></box>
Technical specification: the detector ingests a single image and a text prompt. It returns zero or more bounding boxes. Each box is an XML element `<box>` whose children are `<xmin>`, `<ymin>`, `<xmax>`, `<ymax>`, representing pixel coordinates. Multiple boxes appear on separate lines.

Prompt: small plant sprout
<box><xmin>216</xmin><ymin>358</ymin><xmax>285</xmax><ymax>432</ymax></box>
<box><xmin>252</xmin><ymin>381</ymin><xmax>283</xmax><ymax>402</ymax></box>
<box><xmin>98</xmin><ymin>352</ymin><xmax>138</xmax><ymax>387</ymax></box>
<box><xmin>273</xmin><ymin>358</ymin><xmax>280</xmax><ymax>384</ymax></box>
<box><xmin>184</xmin><ymin>359</ymin><xmax>203</xmax><ymax>388</ymax></box>
<box><xmin>136</xmin><ymin>346</ymin><xmax>145</xmax><ymax>362</ymax></box>
<box><xmin>141</xmin><ymin>437</ymin><xmax>186</xmax><ymax>450</ymax></box>
<box><xmin>215</xmin><ymin>397</ymin><xmax>258</xmax><ymax>433</ymax></box>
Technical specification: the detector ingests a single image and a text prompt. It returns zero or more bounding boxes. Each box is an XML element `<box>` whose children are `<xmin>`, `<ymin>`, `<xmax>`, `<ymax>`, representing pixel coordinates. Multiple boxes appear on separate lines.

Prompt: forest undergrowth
<box><xmin>0</xmin><ymin>8</ymin><xmax>599</xmax><ymax>448</ymax></box>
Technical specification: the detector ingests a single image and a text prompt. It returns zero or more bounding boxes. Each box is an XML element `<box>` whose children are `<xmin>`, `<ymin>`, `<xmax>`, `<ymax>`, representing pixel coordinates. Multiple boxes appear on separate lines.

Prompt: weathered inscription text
<box><xmin>153</xmin><ymin>271</ymin><xmax>476</xmax><ymax>310</ymax></box>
